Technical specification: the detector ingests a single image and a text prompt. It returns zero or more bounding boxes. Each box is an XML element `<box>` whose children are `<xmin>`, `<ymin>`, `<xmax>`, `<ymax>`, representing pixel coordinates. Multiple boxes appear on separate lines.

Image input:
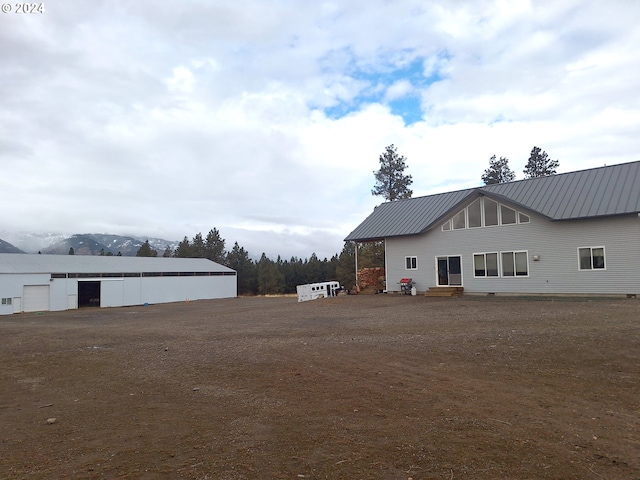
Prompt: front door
<box><xmin>437</xmin><ymin>256</ymin><xmax>462</xmax><ymax>286</ymax></box>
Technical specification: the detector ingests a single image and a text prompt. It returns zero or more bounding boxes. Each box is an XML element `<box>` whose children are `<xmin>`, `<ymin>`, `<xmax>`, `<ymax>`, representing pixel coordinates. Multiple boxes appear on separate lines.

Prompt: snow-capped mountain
<box><xmin>0</xmin><ymin>231</ymin><xmax>69</xmax><ymax>253</ymax></box>
<box><xmin>0</xmin><ymin>232</ymin><xmax>179</xmax><ymax>256</ymax></box>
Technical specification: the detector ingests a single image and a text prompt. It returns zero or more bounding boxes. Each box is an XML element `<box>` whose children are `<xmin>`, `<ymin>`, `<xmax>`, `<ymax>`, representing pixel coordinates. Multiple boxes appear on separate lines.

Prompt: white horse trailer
<box><xmin>296</xmin><ymin>281</ymin><xmax>342</xmax><ymax>302</ymax></box>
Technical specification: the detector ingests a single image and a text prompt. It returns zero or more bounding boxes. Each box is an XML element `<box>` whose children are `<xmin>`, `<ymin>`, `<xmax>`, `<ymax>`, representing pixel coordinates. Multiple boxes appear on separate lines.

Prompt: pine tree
<box><xmin>136</xmin><ymin>240</ymin><xmax>158</xmax><ymax>257</ymax></box>
<box><xmin>204</xmin><ymin>228</ymin><xmax>226</xmax><ymax>263</ymax></box>
<box><xmin>174</xmin><ymin>237</ymin><xmax>191</xmax><ymax>258</ymax></box>
<box><xmin>358</xmin><ymin>241</ymin><xmax>385</xmax><ymax>268</ymax></box>
<box><xmin>372</xmin><ymin>144</ymin><xmax>413</xmax><ymax>201</ymax></box>
<box><xmin>226</xmin><ymin>242</ymin><xmax>257</xmax><ymax>295</ymax></box>
<box><xmin>191</xmin><ymin>233</ymin><xmax>206</xmax><ymax>258</ymax></box>
<box><xmin>482</xmin><ymin>155</ymin><xmax>516</xmax><ymax>185</ymax></box>
<box><xmin>523</xmin><ymin>146</ymin><xmax>559</xmax><ymax>178</ymax></box>
<box><xmin>336</xmin><ymin>242</ymin><xmax>356</xmax><ymax>289</ymax></box>
<box><xmin>256</xmin><ymin>253</ymin><xmax>285</xmax><ymax>295</ymax></box>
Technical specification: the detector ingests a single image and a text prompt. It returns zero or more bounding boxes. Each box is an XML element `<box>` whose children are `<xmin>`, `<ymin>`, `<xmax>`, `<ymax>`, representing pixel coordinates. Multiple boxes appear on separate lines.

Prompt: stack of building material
<box><xmin>357</xmin><ymin>267</ymin><xmax>385</xmax><ymax>292</ymax></box>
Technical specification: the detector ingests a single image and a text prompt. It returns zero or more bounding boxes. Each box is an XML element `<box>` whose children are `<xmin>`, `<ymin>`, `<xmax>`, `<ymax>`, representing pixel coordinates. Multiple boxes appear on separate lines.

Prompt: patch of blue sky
<box><xmin>388</xmin><ymin>96</ymin><xmax>423</xmax><ymax>125</ymax></box>
<box><xmin>321</xmin><ymin>53</ymin><xmax>448</xmax><ymax>125</ymax></box>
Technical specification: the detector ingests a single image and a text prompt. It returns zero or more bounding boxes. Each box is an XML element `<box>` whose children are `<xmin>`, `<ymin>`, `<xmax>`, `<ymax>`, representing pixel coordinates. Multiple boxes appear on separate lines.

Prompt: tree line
<box><xmin>135</xmin><ymin>231</ymin><xmax>387</xmax><ymax>296</ymax></box>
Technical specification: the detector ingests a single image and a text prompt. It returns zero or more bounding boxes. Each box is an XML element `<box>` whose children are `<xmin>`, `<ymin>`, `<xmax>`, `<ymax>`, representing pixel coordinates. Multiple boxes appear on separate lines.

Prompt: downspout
<box><xmin>384</xmin><ymin>239</ymin><xmax>388</xmax><ymax>293</ymax></box>
<box><xmin>354</xmin><ymin>241</ymin><xmax>359</xmax><ymax>292</ymax></box>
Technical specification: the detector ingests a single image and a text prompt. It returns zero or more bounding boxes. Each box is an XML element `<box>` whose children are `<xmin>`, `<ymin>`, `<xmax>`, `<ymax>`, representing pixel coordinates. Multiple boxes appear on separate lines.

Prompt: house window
<box><xmin>500</xmin><ymin>205</ymin><xmax>517</xmax><ymax>225</ymax></box>
<box><xmin>452</xmin><ymin>210</ymin><xmax>465</xmax><ymax>230</ymax></box>
<box><xmin>467</xmin><ymin>198</ymin><xmax>482</xmax><ymax>228</ymax></box>
<box><xmin>484</xmin><ymin>198</ymin><xmax>499</xmax><ymax>226</ymax></box>
<box><xmin>579</xmin><ymin>247</ymin><xmax>605</xmax><ymax>270</ymax></box>
<box><xmin>405</xmin><ymin>256</ymin><xmax>418</xmax><ymax>270</ymax></box>
<box><xmin>474</xmin><ymin>253</ymin><xmax>499</xmax><ymax>277</ymax></box>
<box><xmin>1</xmin><ymin>297</ymin><xmax>12</xmax><ymax>305</ymax></box>
<box><xmin>501</xmin><ymin>251</ymin><xmax>528</xmax><ymax>276</ymax></box>
<box><xmin>443</xmin><ymin>198</ymin><xmax>530</xmax><ymax>231</ymax></box>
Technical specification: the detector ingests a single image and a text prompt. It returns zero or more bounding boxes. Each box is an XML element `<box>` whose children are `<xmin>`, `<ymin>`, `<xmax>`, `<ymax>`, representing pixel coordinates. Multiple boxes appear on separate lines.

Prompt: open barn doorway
<box><xmin>78</xmin><ymin>281</ymin><xmax>101</xmax><ymax>308</ymax></box>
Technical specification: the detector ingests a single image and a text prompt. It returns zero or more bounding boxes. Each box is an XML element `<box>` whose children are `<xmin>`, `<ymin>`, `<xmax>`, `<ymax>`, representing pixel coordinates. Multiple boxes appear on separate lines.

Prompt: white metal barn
<box><xmin>0</xmin><ymin>254</ymin><xmax>237</xmax><ymax>315</ymax></box>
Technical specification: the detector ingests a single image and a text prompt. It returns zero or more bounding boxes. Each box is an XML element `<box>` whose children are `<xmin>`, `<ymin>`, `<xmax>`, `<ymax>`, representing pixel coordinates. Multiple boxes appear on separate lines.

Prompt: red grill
<box><xmin>399</xmin><ymin>278</ymin><xmax>414</xmax><ymax>294</ymax></box>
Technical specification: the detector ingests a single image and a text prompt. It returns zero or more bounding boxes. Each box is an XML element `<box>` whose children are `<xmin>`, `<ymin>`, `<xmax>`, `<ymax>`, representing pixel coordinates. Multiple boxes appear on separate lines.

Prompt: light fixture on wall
<box><xmin>533</xmin><ymin>255</ymin><xmax>540</xmax><ymax>261</ymax></box>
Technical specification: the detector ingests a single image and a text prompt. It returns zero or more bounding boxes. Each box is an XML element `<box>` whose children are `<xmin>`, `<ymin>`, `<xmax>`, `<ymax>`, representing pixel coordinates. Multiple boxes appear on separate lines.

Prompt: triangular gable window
<box><xmin>441</xmin><ymin>197</ymin><xmax>531</xmax><ymax>231</ymax></box>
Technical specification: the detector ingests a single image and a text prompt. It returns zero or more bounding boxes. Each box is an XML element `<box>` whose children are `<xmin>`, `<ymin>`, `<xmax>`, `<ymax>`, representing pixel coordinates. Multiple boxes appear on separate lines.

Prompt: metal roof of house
<box><xmin>345</xmin><ymin>160</ymin><xmax>640</xmax><ymax>242</ymax></box>
<box><xmin>0</xmin><ymin>254</ymin><xmax>235</xmax><ymax>274</ymax></box>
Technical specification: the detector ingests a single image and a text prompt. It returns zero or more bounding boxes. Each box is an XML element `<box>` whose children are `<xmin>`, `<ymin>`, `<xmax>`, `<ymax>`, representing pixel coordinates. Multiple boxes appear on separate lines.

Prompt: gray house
<box><xmin>345</xmin><ymin>161</ymin><xmax>640</xmax><ymax>296</ymax></box>
<box><xmin>0</xmin><ymin>254</ymin><xmax>237</xmax><ymax>315</ymax></box>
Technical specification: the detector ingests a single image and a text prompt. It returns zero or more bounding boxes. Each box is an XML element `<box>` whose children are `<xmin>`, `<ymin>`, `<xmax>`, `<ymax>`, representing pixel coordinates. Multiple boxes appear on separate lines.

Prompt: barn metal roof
<box><xmin>0</xmin><ymin>254</ymin><xmax>236</xmax><ymax>274</ymax></box>
<box><xmin>345</xmin><ymin>160</ymin><xmax>640</xmax><ymax>242</ymax></box>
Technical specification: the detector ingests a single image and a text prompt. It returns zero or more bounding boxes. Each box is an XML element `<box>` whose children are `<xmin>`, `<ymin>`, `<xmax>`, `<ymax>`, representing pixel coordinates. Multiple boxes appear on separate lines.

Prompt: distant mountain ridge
<box><xmin>0</xmin><ymin>238</ymin><xmax>24</xmax><ymax>253</ymax></box>
<box><xmin>0</xmin><ymin>233</ymin><xmax>178</xmax><ymax>256</ymax></box>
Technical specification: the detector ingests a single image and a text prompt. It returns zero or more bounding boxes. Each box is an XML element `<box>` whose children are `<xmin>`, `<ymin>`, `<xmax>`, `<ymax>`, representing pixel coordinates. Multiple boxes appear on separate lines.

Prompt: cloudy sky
<box><xmin>1</xmin><ymin>1</ymin><xmax>639</xmax><ymax>259</ymax></box>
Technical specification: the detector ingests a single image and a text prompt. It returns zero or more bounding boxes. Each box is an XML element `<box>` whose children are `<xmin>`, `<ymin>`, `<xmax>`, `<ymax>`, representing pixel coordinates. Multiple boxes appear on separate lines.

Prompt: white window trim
<box><xmin>577</xmin><ymin>246</ymin><xmax>606</xmax><ymax>271</ymax></box>
<box><xmin>500</xmin><ymin>250</ymin><xmax>529</xmax><ymax>278</ymax></box>
<box><xmin>451</xmin><ymin>209</ymin><xmax>466</xmax><ymax>230</ymax></box>
<box><xmin>442</xmin><ymin>197</ymin><xmax>531</xmax><ymax>231</ymax></box>
<box><xmin>467</xmin><ymin>198</ymin><xmax>482</xmax><ymax>229</ymax></box>
<box><xmin>405</xmin><ymin>256</ymin><xmax>418</xmax><ymax>270</ymax></box>
<box><xmin>473</xmin><ymin>252</ymin><xmax>499</xmax><ymax>278</ymax></box>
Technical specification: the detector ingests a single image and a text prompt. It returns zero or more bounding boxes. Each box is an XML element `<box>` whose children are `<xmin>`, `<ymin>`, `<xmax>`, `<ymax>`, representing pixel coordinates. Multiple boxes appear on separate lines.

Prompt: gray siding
<box><xmin>385</xmin><ymin>210</ymin><xmax>640</xmax><ymax>295</ymax></box>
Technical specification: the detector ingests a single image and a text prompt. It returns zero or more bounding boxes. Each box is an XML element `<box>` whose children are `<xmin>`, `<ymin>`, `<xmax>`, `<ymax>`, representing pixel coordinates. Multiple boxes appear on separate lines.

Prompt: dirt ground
<box><xmin>1</xmin><ymin>295</ymin><xmax>639</xmax><ymax>480</ymax></box>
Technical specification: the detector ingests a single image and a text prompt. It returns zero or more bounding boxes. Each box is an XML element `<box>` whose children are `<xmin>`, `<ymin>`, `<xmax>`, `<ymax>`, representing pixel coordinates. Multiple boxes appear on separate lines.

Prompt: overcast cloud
<box><xmin>1</xmin><ymin>0</ymin><xmax>639</xmax><ymax>259</ymax></box>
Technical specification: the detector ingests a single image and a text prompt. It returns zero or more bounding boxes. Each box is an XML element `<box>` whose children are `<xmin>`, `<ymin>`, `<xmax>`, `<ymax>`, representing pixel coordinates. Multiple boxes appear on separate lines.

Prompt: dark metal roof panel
<box><xmin>483</xmin><ymin>161</ymin><xmax>640</xmax><ymax>220</ymax></box>
<box><xmin>345</xmin><ymin>161</ymin><xmax>640</xmax><ymax>242</ymax></box>
<box><xmin>344</xmin><ymin>189</ymin><xmax>476</xmax><ymax>241</ymax></box>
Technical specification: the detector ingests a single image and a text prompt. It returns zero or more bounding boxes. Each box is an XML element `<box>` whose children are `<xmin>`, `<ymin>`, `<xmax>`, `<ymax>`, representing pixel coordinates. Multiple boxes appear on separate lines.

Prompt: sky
<box><xmin>1</xmin><ymin>1</ymin><xmax>639</xmax><ymax>260</ymax></box>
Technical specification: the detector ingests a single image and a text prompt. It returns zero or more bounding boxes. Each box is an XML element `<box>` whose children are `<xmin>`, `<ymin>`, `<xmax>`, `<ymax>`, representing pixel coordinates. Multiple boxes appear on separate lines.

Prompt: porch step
<box><xmin>424</xmin><ymin>286</ymin><xmax>464</xmax><ymax>297</ymax></box>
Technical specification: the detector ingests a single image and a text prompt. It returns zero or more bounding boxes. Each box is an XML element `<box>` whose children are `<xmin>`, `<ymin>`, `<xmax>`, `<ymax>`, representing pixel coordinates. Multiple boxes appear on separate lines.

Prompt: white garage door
<box><xmin>23</xmin><ymin>285</ymin><xmax>50</xmax><ymax>312</ymax></box>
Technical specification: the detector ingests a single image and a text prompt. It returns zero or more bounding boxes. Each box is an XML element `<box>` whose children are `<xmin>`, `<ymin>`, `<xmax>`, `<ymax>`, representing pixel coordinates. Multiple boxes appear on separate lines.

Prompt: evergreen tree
<box><xmin>68</xmin><ymin>247</ymin><xmax>74</xmax><ymax>255</ymax></box>
<box><xmin>191</xmin><ymin>232</ymin><xmax>206</xmax><ymax>258</ymax></box>
<box><xmin>174</xmin><ymin>237</ymin><xmax>191</xmax><ymax>258</ymax></box>
<box><xmin>282</xmin><ymin>257</ymin><xmax>305</xmax><ymax>293</ymax></box>
<box><xmin>372</xmin><ymin>144</ymin><xmax>413</xmax><ymax>201</ymax></box>
<box><xmin>305</xmin><ymin>253</ymin><xmax>325</xmax><ymax>283</ymax></box>
<box><xmin>336</xmin><ymin>242</ymin><xmax>356</xmax><ymax>289</ymax></box>
<box><xmin>226</xmin><ymin>242</ymin><xmax>257</xmax><ymax>295</ymax></box>
<box><xmin>136</xmin><ymin>240</ymin><xmax>158</xmax><ymax>257</ymax></box>
<box><xmin>162</xmin><ymin>246</ymin><xmax>172</xmax><ymax>257</ymax></box>
<box><xmin>204</xmin><ymin>228</ymin><xmax>226</xmax><ymax>263</ymax></box>
<box><xmin>358</xmin><ymin>241</ymin><xmax>385</xmax><ymax>268</ymax></box>
<box><xmin>523</xmin><ymin>146</ymin><xmax>559</xmax><ymax>178</ymax></box>
<box><xmin>256</xmin><ymin>253</ymin><xmax>285</xmax><ymax>295</ymax></box>
<box><xmin>481</xmin><ymin>155</ymin><xmax>516</xmax><ymax>185</ymax></box>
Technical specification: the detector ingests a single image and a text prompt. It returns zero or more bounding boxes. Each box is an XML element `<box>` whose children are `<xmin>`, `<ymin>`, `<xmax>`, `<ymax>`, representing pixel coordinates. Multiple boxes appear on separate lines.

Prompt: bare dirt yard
<box><xmin>1</xmin><ymin>295</ymin><xmax>639</xmax><ymax>480</ymax></box>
